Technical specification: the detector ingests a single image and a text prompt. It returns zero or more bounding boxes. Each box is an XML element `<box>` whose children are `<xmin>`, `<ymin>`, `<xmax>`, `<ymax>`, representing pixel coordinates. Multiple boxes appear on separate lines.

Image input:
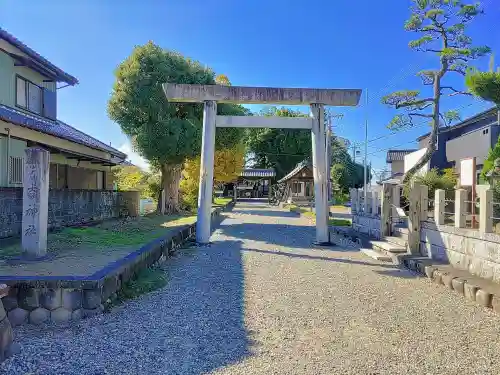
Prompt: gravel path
<box><xmin>2</xmin><ymin>200</ymin><xmax>500</xmax><ymax>374</ymax></box>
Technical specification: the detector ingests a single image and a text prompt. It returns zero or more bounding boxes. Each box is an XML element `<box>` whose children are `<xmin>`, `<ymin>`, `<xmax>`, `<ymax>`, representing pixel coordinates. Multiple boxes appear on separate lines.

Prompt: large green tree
<box><xmin>245</xmin><ymin>106</ymin><xmax>368</xmax><ymax>188</ymax></box>
<box><xmin>108</xmin><ymin>42</ymin><xmax>246</xmax><ymax>213</ymax></box>
<box><xmin>382</xmin><ymin>0</ymin><xmax>489</xmax><ymax>184</ymax></box>
<box><xmin>245</xmin><ymin>107</ymin><xmax>312</xmax><ymax>179</ymax></box>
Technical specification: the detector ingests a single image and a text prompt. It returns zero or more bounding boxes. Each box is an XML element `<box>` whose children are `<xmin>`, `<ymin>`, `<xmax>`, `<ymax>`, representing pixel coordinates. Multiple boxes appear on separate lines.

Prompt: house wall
<box><xmin>0</xmin><ymin>188</ymin><xmax>139</xmax><ymax>239</ymax></box>
<box><xmin>420</xmin><ymin>112</ymin><xmax>499</xmax><ymax>170</ymax></box>
<box><xmin>0</xmin><ymin>42</ymin><xmax>56</xmax><ymax>109</ymax></box>
<box><xmin>0</xmin><ymin>135</ymin><xmax>115</xmax><ymax>189</ymax></box>
<box><xmin>446</xmin><ymin>125</ymin><xmax>492</xmax><ymax>167</ymax></box>
<box><xmin>390</xmin><ymin>160</ymin><xmax>404</xmax><ymax>176</ymax></box>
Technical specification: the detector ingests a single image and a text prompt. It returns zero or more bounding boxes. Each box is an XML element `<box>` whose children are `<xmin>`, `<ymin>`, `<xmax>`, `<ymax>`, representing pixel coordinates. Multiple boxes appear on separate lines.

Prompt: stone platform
<box><xmin>0</xmin><ymin>205</ymin><xmax>231</xmax><ymax>327</ymax></box>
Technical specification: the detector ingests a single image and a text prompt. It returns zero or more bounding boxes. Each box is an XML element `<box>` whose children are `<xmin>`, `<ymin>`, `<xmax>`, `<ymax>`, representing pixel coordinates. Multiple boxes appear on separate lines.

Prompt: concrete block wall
<box><xmin>352</xmin><ymin>214</ymin><xmax>381</xmax><ymax>239</ymax></box>
<box><xmin>421</xmin><ymin>222</ymin><xmax>500</xmax><ymax>283</ymax></box>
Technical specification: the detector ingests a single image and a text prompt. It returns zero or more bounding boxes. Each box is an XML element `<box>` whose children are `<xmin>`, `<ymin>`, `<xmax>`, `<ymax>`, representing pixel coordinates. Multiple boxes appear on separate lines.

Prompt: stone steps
<box><xmin>386</xmin><ymin>235</ymin><xmax>408</xmax><ymax>248</ymax></box>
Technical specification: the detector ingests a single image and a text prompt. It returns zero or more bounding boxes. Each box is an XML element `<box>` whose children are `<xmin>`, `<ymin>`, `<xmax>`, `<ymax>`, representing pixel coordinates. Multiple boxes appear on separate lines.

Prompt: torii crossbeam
<box><xmin>164</xmin><ymin>83</ymin><xmax>362</xmax><ymax>245</ymax></box>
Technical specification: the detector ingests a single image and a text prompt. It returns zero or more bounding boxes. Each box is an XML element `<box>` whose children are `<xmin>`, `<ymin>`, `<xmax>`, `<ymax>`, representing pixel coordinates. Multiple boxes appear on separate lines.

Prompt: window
<box><xmin>16</xmin><ymin>76</ymin><xmax>42</xmax><ymax>115</ymax></box>
<box><xmin>483</xmin><ymin>128</ymin><xmax>489</xmax><ymax>135</ymax></box>
<box><xmin>292</xmin><ymin>182</ymin><xmax>302</xmax><ymax>194</ymax></box>
<box><xmin>9</xmin><ymin>156</ymin><xmax>23</xmax><ymax>184</ymax></box>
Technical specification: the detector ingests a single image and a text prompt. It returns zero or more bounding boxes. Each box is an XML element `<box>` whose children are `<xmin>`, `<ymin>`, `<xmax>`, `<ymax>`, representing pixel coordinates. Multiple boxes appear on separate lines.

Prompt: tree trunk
<box><xmin>402</xmin><ymin>74</ymin><xmax>441</xmax><ymax>185</ymax></box>
<box><xmin>158</xmin><ymin>163</ymin><xmax>182</xmax><ymax>214</ymax></box>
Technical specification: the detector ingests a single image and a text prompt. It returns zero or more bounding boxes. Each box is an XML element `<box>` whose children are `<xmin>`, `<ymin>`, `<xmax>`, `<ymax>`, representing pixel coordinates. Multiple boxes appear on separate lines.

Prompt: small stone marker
<box><xmin>21</xmin><ymin>147</ymin><xmax>50</xmax><ymax>258</ymax></box>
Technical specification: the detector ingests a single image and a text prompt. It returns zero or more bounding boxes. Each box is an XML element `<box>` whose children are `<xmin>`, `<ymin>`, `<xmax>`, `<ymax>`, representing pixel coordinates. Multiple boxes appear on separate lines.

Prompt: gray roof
<box><xmin>386</xmin><ymin>149</ymin><xmax>417</xmax><ymax>163</ymax></box>
<box><xmin>240</xmin><ymin>168</ymin><xmax>276</xmax><ymax>178</ymax></box>
<box><xmin>278</xmin><ymin>160</ymin><xmax>311</xmax><ymax>183</ymax></box>
<box><xmin>0</xmin><ymin>104</ymin><xmax>126</xmax><ymax>159</ymax></box>
<box><xmin>0</xmin><ymin>27</ymin><xmax>78</xmax><ymax>85</ymax></box>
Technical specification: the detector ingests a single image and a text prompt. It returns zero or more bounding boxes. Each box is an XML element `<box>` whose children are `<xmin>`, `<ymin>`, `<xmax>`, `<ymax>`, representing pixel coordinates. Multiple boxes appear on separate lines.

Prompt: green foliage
<box><xmin>113</xmin><ymin>267</ymin><xmax>168</xmax><ymax>306</ymax></box>
<box><xmin>330</xmin><ymin>137</ymin><xmax>371</xmax><ymax>191</ymax></box>
<box><xmin>481</xmin><ymin>135</ymin><xmax>500</xmax><ymax>180</ymax></box>
<box><xmin>112</xmin><ymin>165</ymin><xmax>154</xmax><ymax>199</ymax></box>
<box><xmin>245</xmin><ymin>106</ymin><xmax>311</xmax><ymax>179</ymax></box>
<box><xmin>466</xmin><ymin>57</ymin><xmax>500</xmax><ymax>105</ymax></box>
<box><xmin>404</xmin><ymin>168</ymin><xmax>456</xmax><ymax>199</ymax></box>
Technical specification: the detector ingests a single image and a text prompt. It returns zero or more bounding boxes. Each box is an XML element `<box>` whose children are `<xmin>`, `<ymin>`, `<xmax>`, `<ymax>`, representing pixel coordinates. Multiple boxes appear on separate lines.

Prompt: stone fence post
<box><xmin>372</xmin><ymin>191</ymin><xmax>379</xmax><ymax>217</ymax></box>
<box><xmin>365</xmin><ymin>191</ymin><xmax>372</xmax><ymax>216</ymax></box>
<box><xmin>455</xmin><ymin>189</ymin><xmax>467</xmax><ymax>228</ymax></box>
<box><xmin>420</xmin><ymin>185</ymin><xmax>429</xmax><ymax>221</ymax></box>
<box><xmin>434</xmin><ymin>189</ymin><xmax>445</xmax><ymax>225</ymax></box>
<box><xmin>408</xmin><ymin>183</ymin><xmax>425</xmax><ymax>255</ymax></box>
<box><xmin>479</xmin><ymin>188</ymin><xmax>493</xmax><ymax>234</ymax></box>
<box><xmin>349</xmin><ymin>188</ymin><xmax>358</xmax><ymax>214</ymax></box>
<box><xmin>380</xmin><ymin>183</ymin><xmax>393</xmax><ymax>237</ymax></box>
<box><xmin>22</xmin><ymin>147</ymin><xmax>50</xmax><ymax>258</ymax></box>
<box><xmin>391</xmin><ymin>185</ymin><xmax>400</xmax><ymax>219</ymax></box>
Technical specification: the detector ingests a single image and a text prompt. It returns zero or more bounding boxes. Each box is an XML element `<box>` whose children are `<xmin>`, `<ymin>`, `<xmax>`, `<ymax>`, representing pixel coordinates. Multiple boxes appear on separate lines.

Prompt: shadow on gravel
<box><xmin>374</xmin><ymin>269</ymin><xmax>421</xmax><ymax>279</ymax></box>
<box><xmin>242</xmin><ymin>247</ymin><xmax>396</xmax><ymax>268</ymax></box>
<box><xmin>232</xmin><ymin>209</ymin><xmax>299</xmax><ymax>218</ymax></box>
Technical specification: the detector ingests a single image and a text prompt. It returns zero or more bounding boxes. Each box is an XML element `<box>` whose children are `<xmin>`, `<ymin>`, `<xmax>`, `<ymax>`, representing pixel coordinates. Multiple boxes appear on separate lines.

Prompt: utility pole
<box><xmin>363</xmin><ymin>89</ymin><xmax>369</xmax><ymax>207</ymax></box>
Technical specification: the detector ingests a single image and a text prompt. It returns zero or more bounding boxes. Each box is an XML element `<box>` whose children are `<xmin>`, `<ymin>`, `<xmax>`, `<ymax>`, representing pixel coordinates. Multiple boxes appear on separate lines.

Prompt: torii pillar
<box><xmin>164</xmin><ymin>83</ymin><xmax>362</xmax><ymax>245</ymax></box>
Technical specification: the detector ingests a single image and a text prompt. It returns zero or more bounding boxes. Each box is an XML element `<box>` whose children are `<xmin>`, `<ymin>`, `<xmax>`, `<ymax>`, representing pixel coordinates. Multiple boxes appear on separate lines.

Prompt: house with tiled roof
<box><xmin>384</xmin><ymin>149</ymin><xmax>417</xmax><ymax>183</ymax></box>
<box><xmin>0</xmin><ymin>28</ymin><xmax>127</xmax><ymax>190</ymax></box>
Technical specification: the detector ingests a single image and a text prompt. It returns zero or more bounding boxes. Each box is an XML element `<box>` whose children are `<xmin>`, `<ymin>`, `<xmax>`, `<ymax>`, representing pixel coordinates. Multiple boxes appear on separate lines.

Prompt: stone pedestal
<box><xmin>21</xmin><ymin>147</ymin><xmax>50</xmax><ymax>258</ymax></box>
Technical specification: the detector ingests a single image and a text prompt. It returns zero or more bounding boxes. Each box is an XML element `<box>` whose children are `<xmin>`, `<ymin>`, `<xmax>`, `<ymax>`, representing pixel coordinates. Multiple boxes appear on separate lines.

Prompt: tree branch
<box><xmin>408</xmin><ymin>112</ymin><xmax>433</xmax><ymax>118</ymax></box>
<box><xmin>396</xmin><ymin>98</ymin><xmax>434</xmax><ymax>109</ymax></box>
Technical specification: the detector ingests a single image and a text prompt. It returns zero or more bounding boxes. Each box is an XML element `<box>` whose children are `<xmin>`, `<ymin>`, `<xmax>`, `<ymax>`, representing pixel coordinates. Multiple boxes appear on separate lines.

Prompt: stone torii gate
<box><xmin>163</xmin><ymin>83</ymin><xmax>361</xmax><ymax>245</ymax></box>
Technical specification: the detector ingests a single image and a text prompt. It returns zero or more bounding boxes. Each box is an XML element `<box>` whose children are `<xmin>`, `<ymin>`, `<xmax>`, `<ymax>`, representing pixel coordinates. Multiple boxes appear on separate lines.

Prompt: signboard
<box><xmin>404</xmin><ymin>148</ymin><xmax>430</xmax><ymax>176</ymax></box>
<box><xmin>460</xmin><ymin>158</ymin><xmax>476</xmax><ymax>187</ymax></box>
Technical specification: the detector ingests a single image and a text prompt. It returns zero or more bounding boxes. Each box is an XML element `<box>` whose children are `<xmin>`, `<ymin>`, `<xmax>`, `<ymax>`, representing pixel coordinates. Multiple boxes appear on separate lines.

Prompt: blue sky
<box><xmin>1</xmin><ymin>0</ymin><xmax>498</xmax><ymax>172</ymax></box>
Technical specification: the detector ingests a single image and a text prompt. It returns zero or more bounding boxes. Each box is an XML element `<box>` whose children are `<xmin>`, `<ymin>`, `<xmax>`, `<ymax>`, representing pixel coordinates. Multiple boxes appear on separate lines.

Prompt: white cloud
<box><xmin>118</xmin><ymin>142</ymin><xmax>150</xmax><ymax>171</ymax></box>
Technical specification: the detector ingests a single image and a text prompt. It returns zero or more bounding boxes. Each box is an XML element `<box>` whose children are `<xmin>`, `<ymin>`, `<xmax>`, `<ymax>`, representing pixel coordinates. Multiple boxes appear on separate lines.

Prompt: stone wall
<box><xmin>0</xmin><ymin>203</ymin><xmax>232</xmax><ymax>327</ymax></box>
<box><xmin>352</xmin><ymin>214</ymin><xmax>381</xmax><ymax>239</ymax></box>
<box><xmin>0</xmin><ymin>188</ymin><xmax>140</xmax><ymax>239</ymax></box>
<box><xmin>420</xmin><ymin>221</ymin><xmax>500</xmax><ymax>283</ymax></box>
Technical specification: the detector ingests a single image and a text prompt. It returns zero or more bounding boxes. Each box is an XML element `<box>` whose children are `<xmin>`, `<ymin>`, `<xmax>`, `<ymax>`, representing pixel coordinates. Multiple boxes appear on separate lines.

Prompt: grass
<box><xmin>285</xmin><ymin>204</ymin><xmax>351</xmax><ymax>227</ymax></box>
<box><xmin>0</xmin><ymin>214</ymin><xmax>197</xmax><ymax>258</ymax></box>
<box><xmin>104</xmin><ymin>266</ymin><xmax>168</xmax><ymax>311</ymax></box>
<box><xmin>331</xmin><ymin>205</ymin><xmax>349</xmax><ymax>210</ymax></box>
<box><xmin>213</xmin><ymin>197</ymin><xmax>233</xmax><ymax>207</ymax></box>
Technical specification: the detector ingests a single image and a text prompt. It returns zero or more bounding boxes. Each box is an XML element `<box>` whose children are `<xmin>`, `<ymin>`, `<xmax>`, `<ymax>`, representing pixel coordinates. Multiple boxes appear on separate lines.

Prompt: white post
<box><xmin>455</xmin><ymin>189</ymin><xmax>467</xmax><ymax>229</ymax></box>
<box><xmin>479</xmin><ymin>188</ymin><xmax>493</xmax><ymax>233</ymax></box>
<box><xmin>380</xmin><ymin>183</ymin><xmax>392</xmax><ymax>237</ymax></box>
<box><xmin>22</xmin><ymin>147</ymin><xmax>50</xmax><ymax>258</ymax></box>
<box><xmin>372</xmin><ymin>191</ymin><xmax>379</xmax><ymax>216</ymax></box>
<box><xmin>435</xmin><ymin>189</ymin><xmax>445</xmax><ymax>225</ymax></box>
<box><xmin>196</xmin><ymin>100</ymin><xmax>217</xmax><ymax>244</ymax></box>
<box><xmin>233</xmin><ymin>184</ymin><xmax>238</xmax><ymax>201</ymax></box>
<box><xmin>365</xmin><ymin>191</ymin><xmax>372</xmax><ymax>216</ymax></box>
<box><xmin>310</xmin><ymin>103</ymin><xmax>330</xmax><ymax>244</ymax></box>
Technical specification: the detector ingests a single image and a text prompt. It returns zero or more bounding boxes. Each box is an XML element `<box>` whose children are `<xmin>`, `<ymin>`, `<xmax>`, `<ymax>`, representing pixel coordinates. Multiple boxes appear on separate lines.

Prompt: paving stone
<box><xmin>492</xmin><ymin>295</ymin><xmax>500</xmax><ymax>314</ymax></box>
<box><xmin>7</xmin><ymin>308</ymin><xmax>28</xmax><ymax>327</ymax></box>
<box><xmin>40</xmin><ymin>288</ymin><xmax>62</xmax><ymax>311</ymax></box>
<box><xmin>29</xmin><ymin>307</ymin><xmax>50</xmax><ymax>325</ymax></box>
<box><xmin>50</xmin><ymin>308</ymin><xmax>72</xmax><ymax>323</ymax></box>
<box><xmin>1</xmin><ymin>296</ymin><xmax>18</xmax><ymax>312</ymax></box>
<box><xmin>451</xmin><ymin>278</ymin><xmax>465</xmax><ymax>295</ymax></box>
<box><xmin>424</xmin><ymin>265</ymin><xmax>437</xmax><ymax>279</ymax></box>
<box><xmin>442</xmin><ymin>273</ymin><xmax>455</xmax><ymax>290</ymax></box>
<box><xmin>476</xmin><ymin>289</ymin><xmax>493</xmax><ymax>308</ymax></box>
<box><xmin>464</xmin><ymin>283</ymin><xmax>478</xmax><ymax>302</ymax></box>
<box><xmin>62</xmin><ymin>289</ymin><xmax>82</xmax><ymax>311</ymax></box>
<box><xmin>433</xmin><ymin>270</ymin><xmax>446</xmax><ymax>285</ymax></box>
<box><xmin>18</xmin><ymin>288</ymin><xmax>40</xmax><ymax>311</ymax></box>
<box><xmin>71</xmin><ymin>309</ymin><xmax>82</xmax><ymax>321</ymax></box>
